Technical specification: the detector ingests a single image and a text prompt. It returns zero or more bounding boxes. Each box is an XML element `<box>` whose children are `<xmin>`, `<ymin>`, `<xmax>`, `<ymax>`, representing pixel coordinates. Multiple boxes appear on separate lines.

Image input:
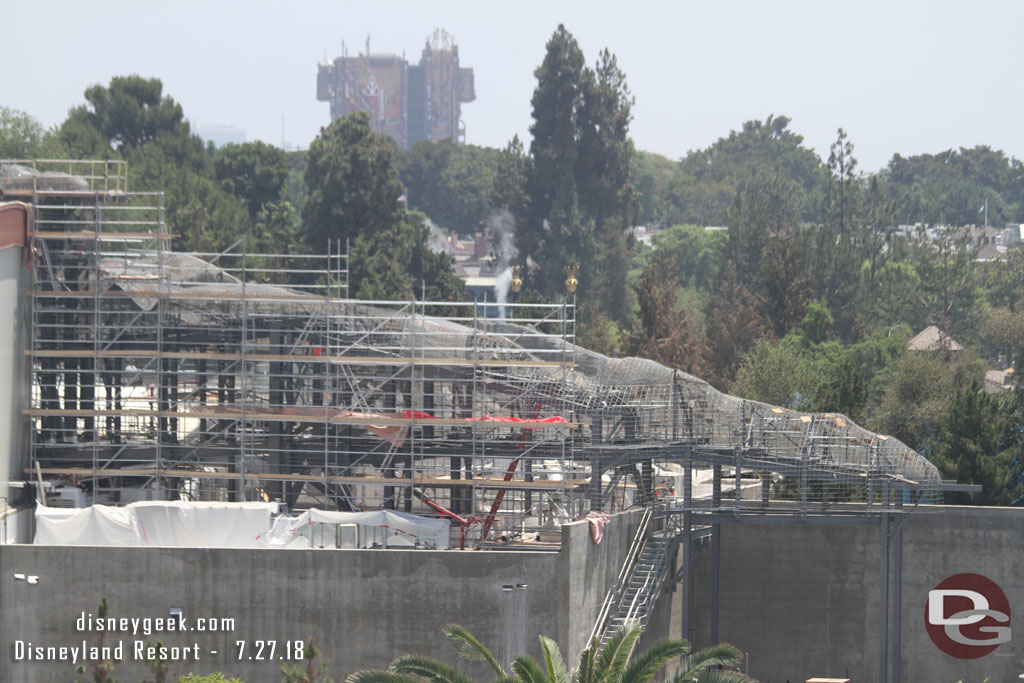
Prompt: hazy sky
<box><xmin>2</xmin><ymin>0</ymin><xmax>1021</xmax><ymax>171</ymax></box>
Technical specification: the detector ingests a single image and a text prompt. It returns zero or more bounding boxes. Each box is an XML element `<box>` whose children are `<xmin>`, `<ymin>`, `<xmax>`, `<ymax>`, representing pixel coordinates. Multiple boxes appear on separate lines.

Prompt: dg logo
<box><xmin>925</xmin><ymin>573</ymin><xmax>1011</xmax><ymax>659</ymax></box>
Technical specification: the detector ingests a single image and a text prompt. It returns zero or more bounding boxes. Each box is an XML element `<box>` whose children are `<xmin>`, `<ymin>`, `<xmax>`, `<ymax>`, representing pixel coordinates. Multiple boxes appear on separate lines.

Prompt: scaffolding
<box><xmin>3</xmin><ymin>160</ymin><xmax>950</xmax><ymax>549</ymax></box>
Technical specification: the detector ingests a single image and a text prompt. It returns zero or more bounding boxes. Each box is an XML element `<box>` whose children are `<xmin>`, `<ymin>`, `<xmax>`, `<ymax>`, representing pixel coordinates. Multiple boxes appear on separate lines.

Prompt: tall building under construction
<box><xmin>317</xmin><ymin>29</ymin><xmax>476</xmax><ymax>149</ymax></box>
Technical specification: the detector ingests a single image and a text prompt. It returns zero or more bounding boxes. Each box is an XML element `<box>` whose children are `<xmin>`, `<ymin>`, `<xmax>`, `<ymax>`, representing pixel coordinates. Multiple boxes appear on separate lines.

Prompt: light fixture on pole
<box><xmin>564</xmin><ymin>264</ymin><xmax>578</xmax><ymax>294</ymax></box>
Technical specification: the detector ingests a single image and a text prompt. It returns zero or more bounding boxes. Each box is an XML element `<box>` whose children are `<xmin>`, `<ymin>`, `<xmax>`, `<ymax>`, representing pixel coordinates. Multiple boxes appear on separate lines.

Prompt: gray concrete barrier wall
<box><xmin>11</xmin><ymin>502</ymin><xmax>1020</xmax><ymax>682</ymax></box>
<box><xmin>685</xmin><ymin>506</ymin><xmax>1024</xmax><ymax>683</ymax></box>
<box><xmin>0</xmin><ymin>509</ymin><xmax>643</xmax><ymax>682</ymax></box>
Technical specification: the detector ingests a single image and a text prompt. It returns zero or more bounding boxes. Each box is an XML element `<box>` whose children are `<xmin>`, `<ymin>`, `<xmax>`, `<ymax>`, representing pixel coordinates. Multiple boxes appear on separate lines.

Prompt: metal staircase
<box><xmin>588</xmin><ymin>507</ymin><xmax>679</xmax><ymax>649</ymax></box>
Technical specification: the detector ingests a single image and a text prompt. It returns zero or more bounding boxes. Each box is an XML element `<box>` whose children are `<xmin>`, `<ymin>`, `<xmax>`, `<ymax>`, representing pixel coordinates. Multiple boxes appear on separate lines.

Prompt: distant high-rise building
<box><xmin>317</xmin><ymin>29</ymin><xmax>475</xmax><ymax>150</ymax></box>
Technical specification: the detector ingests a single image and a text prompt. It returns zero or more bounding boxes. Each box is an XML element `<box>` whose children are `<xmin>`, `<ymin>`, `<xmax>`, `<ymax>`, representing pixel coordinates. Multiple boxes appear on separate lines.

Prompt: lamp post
<box><xmin>564</xmin><ymin>264</ymin><xmax>578</xmax><ymax>344</ymax></box>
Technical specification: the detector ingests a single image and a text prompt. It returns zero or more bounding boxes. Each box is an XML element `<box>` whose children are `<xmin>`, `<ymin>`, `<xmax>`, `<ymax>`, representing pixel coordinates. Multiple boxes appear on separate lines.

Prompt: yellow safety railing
<box><xmin>1</xmin><ymin>159</ymin><xmax>128</xmax><ymax>193</ymax></box>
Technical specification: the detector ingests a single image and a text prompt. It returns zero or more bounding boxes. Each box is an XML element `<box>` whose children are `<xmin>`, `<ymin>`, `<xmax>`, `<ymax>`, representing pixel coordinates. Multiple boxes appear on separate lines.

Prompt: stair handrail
<box><xmin>587</xmin><ymin>505</ymin><xmax>655</xmax><ymax>646</ymax></box>
<box><xmin>619</xmin><ymin>531</ymin><xmax>673</xmax><ymax>625</ymax></box>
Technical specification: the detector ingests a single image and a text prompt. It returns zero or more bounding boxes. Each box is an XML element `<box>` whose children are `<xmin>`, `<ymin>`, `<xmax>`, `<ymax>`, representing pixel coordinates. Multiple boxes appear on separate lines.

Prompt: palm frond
<box><xmin>693</xmin><ymin>672</ymin><xmax>757</xmax><ymax>683</ymax></box>
<box><xmin>540</xmin><ymin>636</ymin><xmax>570</xmax><ymax>683</ymax></box>
<box><xmin>443</xmin><ymin>624</ymin><xmax>506</xmax><ymax>677</ymax></box>
<box><xmin>669</xmin><ymin>643</ymin><xmax>745</xmax><ymax>682</ymax></box>
<box><xmin>512</xmin><ymin>654</ymin><xmax>551</xmax><ymax>683</ymax></box>
<box><xmin>593</xmin><ymin>624</ymin><xmax>644</xmax><ymax>682</ymax></box>
<box><xmin>617</xmin><ymin>639</ymin><xmax>690</xmax><ymax>683</ymax></box>
<box><xmin>573</xmin><ymin>637</ymin><xmax>598</xmax><ymax>683</ymax></box>
<box><xmin>345</xmin><ymin>671</ymin><xmax>420</xmax><ymax>683</ymax></box>
<box><xmin>392</xmin><ymin>654</ymin><xmax>474</xmax><ymax>683</ymax></box>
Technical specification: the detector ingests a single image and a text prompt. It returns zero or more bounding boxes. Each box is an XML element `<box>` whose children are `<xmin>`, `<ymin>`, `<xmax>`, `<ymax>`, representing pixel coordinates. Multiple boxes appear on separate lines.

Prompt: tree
<box><xmin>983</xmin><ymin>249</ymin><xmax>1024</xmax><ymax>313</ymax></box>
<box><xmin>396</xmin><ymin>140</ymin><xmax>499</xmax><ymax>235</ymax></box>
<box><xmin>527</xmin><ymin>25</ymin><xmax>585</xmax><ymax>237</ymax></box>
<box><xmin>214</xmin><ymin>141</ymin><xmax>288</xmax><ymax>219</ymax></box>
<box><xmin>826</xmin><ymin>128</ymin><xmax>858</xmax><ymax>238</ymax></box>
<box><xmin>871</xmin><ymin>260</ymin><xmax>926</xmax><ymax>330</ymax></box>
<box><xmin>872</xmin><ymin>349</ymin><xmax>983</xmax><ymax>454</ymax></box>
<box><xmin>978</xmin><ymin>307</ymin><xmax>1024</xmax><ymax>364</ymax></box>
<box><xmin>860</xmin><ymin>175</ymin><xmax>897</xmax><ymax>308</ymax></box>
<box><xmin>576</xmin><ymin>48</ymin><xmax>636</xmax><ymax>323</ymax></box>
<box><xmin>142</xmin><ymin>639</ymin><xmax>170</xmax><ymax>683</ymax></box>
<box><xmin>348</xmin><ymin>219</ymin><xmax>418</xmax><ymax>300</ymax></box>
<box><xmin>55</xmin><ymin>75</ymin><xmax>252</xmax><ymax>252</ymax></box>
<box><xmin>523</xmin><ymin>24</ymin><xmax>588</xmax><ymax>296</ymax></box>
<box><xmin>408</xmin><ymin>211</ymin><xmax>468</xmax><ymax>306</ymax></box>
<box><xmin>306</xmin><ymin>116</ymin><xmax>464</xmax><ymax>301</ymax></box>
<box><xmin>282</xmin><ymin>637</ymin><xmax>335</xmax><ymax>683</ymax></box>
<box><xmin>345</xmin><ymin>624</ymin><xmax>512</xmax><ymax>683</ymax></box>
<box><xmin>759</xmin><ymin>229</ymin><xmax>812</xmax><ymax>338</ymax></box>
<box><xmin>671</xmin><ymin>115</ymin><xmax>825</xmax><ymax>225</ymax></box>
<box><xmin>125</xmin><ymin>140</ymin><xmax>251</xmax><ymax>252</ymax></box>
<box><xmin>74</xmin><ymin>596</ymin><xmax>118</xmax><ymax>683</ymax></box>
<box><xmin>0</xmin><ymin>106</ymin><xmax>51</xmax><ymax>158</ymax></box>
<box><xmin>886</xmin><ymin>146</ymin><xmax>1024</xmax><ymax>226</ymax></box>
<box><xmin>723</xmin><ymin>167</ymin><xmax>803</xmax><ymax>330</ymax></box>
<box><xmin>344</xmin><ymin>623</ymin><xmax>750</xmax><ymax>683</ymax></box>
<box><xmin>650</xmin><ymin>224</ymin><xmax>727</xmax><ymax>292</ymax></box>
<box><xmin>704</xmin><ymin>264</ymin><xmax>765</xmax><ymax>390</ymax></box>
<box><xmin>800</xmin><ymin>301</ymin><xmax>834</xmax><ymax>345</ymax></box>
<box><xmin>667</xmin><ymin>645</ymin><xmax>754</xmax><ymax>683</ymax></box>
<box><xmin>632</xmin><ymin>250</ymin><xmax>706</xmax><ymax>375</ymax></box>
<box><xmin>630</xmin><ymin>150</ymin><xmax>679</xmax><ymax>227</ymax></box>
<box><xmin>932</xmin><ymin>379</ymin><xmax>1022</xmax><ymax>506</ymax></box>
<box><xmin>62</xmin><ymin>75</ymin><xmax>187</xmax><ymax>153</ymax></box>
<box><xmin>910</xmin><ymin>224</ymin><xmax>978</xmax><ymax>337</ymax></box>
<box><xmin>731</xmin><ymin>336</ymin><xmax>823</xmax><ymax>411</ymax></box>
<box><xmin>521</xmin><ymin>26</ymin><xmax>638</xmax><ymax>318</ymax></box>
<box><xmin>251</xmin><ymin>199</ymin><xmax>307</xmax><ymax>284</ymax></box>
<box><xmin>815</xmin><ymin>128</ymin><xmax>864</xmax><ymax>340</ymax></box>
<box><xmin>491</xmin><ymin>135</ymin><xmax>531</xmax><ymax>239</ymax></box>
<box><xmin>304</xmin><ymin>111</ymin><xmax>406</xmax><ymax>253</ymax></box>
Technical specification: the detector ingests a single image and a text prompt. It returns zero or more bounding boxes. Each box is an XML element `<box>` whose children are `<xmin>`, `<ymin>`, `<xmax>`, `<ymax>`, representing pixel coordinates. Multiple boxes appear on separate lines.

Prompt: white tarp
<box><xmin>270</xmin><ymin>508</ymin><xmax>451</xmax><ymax>549</ymax></box>
<box><xmin>131</xmin><ymin>501</ymin><xmax>277</xmax><ymax>548</ymax></box>
<box><xmin>34</xmin><ymin>501</ymin><xmax>277</xmax><ymax>548</ymax></box>
<box><xmin>35</xmin><ymin>505</ymin><xmax>136</xmax><ymax>546</ymax></box>
<box><xmin>35</xmin><ymin>502</ymin><xmax>449</xmax><ymax>549</ymax></box>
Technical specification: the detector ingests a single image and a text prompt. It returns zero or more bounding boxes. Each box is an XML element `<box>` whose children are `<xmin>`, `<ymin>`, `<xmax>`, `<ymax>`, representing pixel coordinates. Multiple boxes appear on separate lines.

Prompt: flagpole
<box><xmin>985</xmin><ymin>199</ymin><xmax>988</xmax><ymax>227</ymax></box>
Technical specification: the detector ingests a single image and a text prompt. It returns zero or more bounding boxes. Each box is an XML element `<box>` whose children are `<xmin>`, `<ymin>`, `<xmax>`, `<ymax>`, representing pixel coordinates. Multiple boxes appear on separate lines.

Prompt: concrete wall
<box><xmin>0</xmin><ymin>245</ymin><xmax>29</xmax><ymax>514</ymax></box>
<box><xmin>11</xmin><ymin>502</ymin><xmax>1021</xmax><ymax>682</ymax></box>
<box><xmin>0</xmin><ymin>509</ymin><xmax>643</xmax><ymax>682</ymax></box>
<box><xmin>686</xmin><ymin>506</ymin><xmax>1024</xmax><ymax>683</ymax></box>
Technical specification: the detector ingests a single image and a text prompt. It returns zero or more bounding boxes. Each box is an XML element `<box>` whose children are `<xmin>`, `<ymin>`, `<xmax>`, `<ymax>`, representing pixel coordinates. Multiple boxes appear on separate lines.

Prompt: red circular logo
<box><xmin>925</xmin><ymin>573</ymin><xmax>1011</xmax><ymax>659</ymax></box>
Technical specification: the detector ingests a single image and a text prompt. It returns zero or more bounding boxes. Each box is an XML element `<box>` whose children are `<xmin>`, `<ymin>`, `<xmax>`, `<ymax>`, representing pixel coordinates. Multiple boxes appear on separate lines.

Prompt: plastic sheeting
<box><xmin>132</xmin><ymin>501</ymin><xmax>277</xmax><ymax>548</ymax></box>
<box><xmin>268</xmin><ymin>509</ymin><xmax>451</xmax><ymax>550</ymax></box>
<box><xmin>34</xmin><ymin>503</ymin><xmax>450</xmax><ymax>550</ymax></box>
<box><xmin>35</xmin><ymin>506</ymin><xmax>136</xmax><ymax>546</ymax></box>
<box><xmin>35</xmin><ymin>502</ymin><xmax>277</xmax><ymax>548</ymax></box>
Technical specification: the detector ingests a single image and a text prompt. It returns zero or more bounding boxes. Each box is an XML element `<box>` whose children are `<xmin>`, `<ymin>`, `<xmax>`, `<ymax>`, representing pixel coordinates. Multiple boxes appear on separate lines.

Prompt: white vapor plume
<box><xmin>488</xmin><ymin>210</ymin><xmax>518</xmax><ymax>319</ymax></box>
<box><xmin>424</xmin><ymin>217</ymin><xmax>452</xmax><ymax>255</ymax></box>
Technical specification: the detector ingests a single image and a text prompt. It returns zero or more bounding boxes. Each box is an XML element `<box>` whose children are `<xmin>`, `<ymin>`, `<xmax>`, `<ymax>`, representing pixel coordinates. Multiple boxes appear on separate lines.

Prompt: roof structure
<box><xmin>907</xmin><ymin>325</ymin><xmax>963</xmax><ymax>351</ymax></box>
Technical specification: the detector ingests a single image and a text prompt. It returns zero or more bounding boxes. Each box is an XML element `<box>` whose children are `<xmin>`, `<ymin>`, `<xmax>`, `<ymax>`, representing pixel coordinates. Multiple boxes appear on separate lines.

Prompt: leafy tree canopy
<box><xmin>62</xmin><ymin>75</ymin><xmax>187</xmax><ymax>153</ymax></box>
<box><xmin>396</xmin><ymin>139</ymin><xmax>500</xmax><ymax>235</ymax></box>
<box><xmin>214</xmin><ymin>140</ymin><xmax>288</xmax><ymax>218</ymax></box>
<box><xmin>304</xmin><ymin>111</ymin><xmax>405</xmax><ymax>252</ymax></box>
<box><xmin>672</xmin><ymin>114</ymin><xmax>825</xmax><ymax>225</ymax></box>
